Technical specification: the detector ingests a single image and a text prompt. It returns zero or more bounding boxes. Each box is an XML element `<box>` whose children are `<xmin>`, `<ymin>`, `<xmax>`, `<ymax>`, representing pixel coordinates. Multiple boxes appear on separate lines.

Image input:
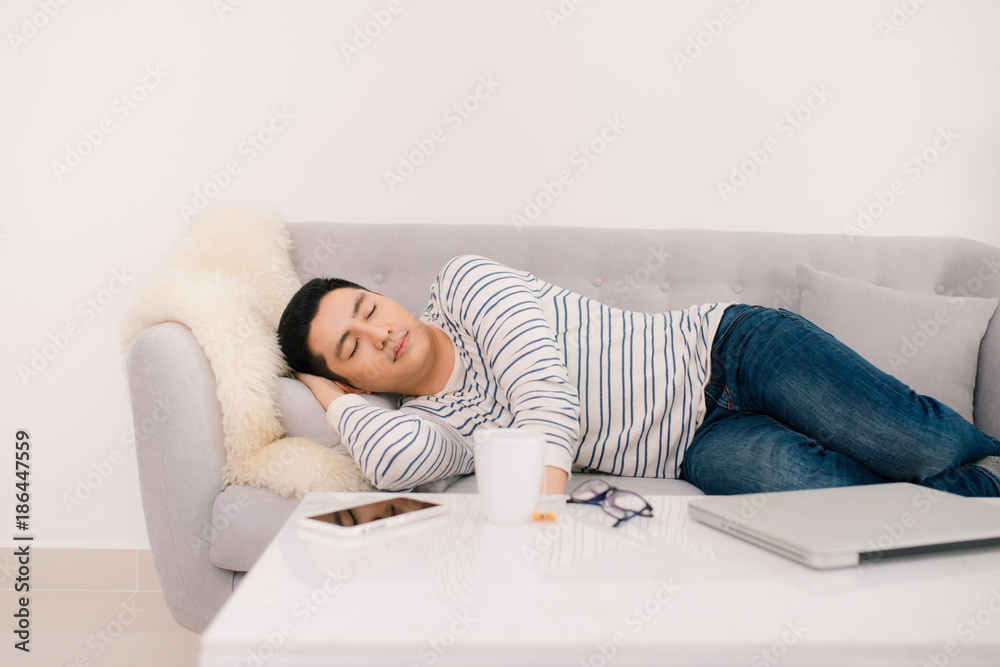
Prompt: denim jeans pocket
<box><xmin>704</xmin><ymin>380</ymin><xmax>739</xmax><ymax>412</ymax></box>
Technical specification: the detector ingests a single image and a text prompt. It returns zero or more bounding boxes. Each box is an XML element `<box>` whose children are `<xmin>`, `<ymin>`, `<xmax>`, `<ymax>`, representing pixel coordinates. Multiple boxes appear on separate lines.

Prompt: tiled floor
<box><xmin>2</xmin><ymin>548</ymin><xmax>202</xmax><ymax>666</ymax></box>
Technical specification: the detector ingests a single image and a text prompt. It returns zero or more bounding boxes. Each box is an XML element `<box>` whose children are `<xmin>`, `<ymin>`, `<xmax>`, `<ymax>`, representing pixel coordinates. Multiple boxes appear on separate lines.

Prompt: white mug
<box><xmin>473</xmin><ymin>428</ymin><xmax>545</xmax><ymax>524</ymax></box>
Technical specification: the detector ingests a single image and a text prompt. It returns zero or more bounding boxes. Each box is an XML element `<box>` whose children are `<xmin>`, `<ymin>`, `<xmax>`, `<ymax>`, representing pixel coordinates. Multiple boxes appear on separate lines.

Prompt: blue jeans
<box><xmin>679</xmin><ymin>305</ymin><xmax>1000</xmax><ymax>497</ymax></box>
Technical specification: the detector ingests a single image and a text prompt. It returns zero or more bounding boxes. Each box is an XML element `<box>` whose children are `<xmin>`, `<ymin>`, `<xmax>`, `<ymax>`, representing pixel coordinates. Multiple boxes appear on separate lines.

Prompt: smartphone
<box><xmin>299</xmin><ymin>496</ymin><xmax>449</xmax><ymax>538</ymax></box>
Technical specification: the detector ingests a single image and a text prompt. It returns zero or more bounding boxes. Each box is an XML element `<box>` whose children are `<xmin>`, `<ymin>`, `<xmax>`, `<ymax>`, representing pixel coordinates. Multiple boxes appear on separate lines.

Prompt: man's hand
<box><xmin>295</xmin><ymin>372</ymin><xmax>351</xmax><ymax>411</ymax></box>
<box><xmin>541</xmin><ymin>465</ymin><xmax>569</xmax><ymax>495</ymax></box>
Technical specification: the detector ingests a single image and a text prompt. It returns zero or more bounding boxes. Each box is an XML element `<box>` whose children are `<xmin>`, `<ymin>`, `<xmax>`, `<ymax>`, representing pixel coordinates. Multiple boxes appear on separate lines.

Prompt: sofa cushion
<box><xmin>796</xmin><ymin>264</ymin><xmax>999</xmax><ymax>421</ymax></box>
<box><xmin>209</xmin><ymin>485</ymin><xmax>299</xmax><ymax>572</ymax></box>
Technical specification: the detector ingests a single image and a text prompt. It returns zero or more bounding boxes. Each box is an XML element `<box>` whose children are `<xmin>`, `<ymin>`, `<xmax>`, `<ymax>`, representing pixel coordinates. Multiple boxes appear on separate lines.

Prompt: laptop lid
<box><xmin>687</xmin><ymin>483</ymin><xmax>1000</xmax><ymax>569</ymax></box>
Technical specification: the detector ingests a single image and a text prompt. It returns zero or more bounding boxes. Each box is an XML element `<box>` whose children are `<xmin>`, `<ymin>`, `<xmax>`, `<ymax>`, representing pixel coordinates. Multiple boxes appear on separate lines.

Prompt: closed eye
<box><xmin>348</xmin><ymin>300</ymin><xmax>376</xmax><ymax>359</ymax></box>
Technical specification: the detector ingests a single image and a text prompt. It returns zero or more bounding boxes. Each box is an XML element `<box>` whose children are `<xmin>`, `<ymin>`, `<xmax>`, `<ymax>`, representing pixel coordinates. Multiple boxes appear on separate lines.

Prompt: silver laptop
<box><xmin>688</xmin><ymin>482</ymin><xmax>1000</xmax><ymax>569</ymax></box>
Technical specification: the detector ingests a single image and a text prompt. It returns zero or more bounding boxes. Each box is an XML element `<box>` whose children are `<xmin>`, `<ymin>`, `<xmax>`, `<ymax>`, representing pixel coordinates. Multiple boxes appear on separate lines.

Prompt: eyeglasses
<box><xmin>566</xmin><ymin>479</ymin><xmax>654</xmax><ymax>527</ymax></box>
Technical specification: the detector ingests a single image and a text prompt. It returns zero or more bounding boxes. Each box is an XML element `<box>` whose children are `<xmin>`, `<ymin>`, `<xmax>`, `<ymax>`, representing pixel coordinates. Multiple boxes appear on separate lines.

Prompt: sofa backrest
<box><xmin>287</xmin><ymin>222</ymin><xmax>1000</xmax><ymax>438</ymax></box>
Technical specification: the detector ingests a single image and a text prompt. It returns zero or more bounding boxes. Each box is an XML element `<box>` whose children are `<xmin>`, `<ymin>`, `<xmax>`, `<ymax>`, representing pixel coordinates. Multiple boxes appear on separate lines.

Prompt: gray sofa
<box><xmin>125</xmin><ymin>223</ymin><xmax>1000</xmax><ymax>633</ymax></box>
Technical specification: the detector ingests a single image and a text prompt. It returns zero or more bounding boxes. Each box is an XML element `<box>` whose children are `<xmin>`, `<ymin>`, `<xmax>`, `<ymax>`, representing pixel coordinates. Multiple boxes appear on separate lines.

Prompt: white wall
<box><xmin>3</xmin><ymin>0</ymin><xmax>999</xmax><ymax>549</ymax></box>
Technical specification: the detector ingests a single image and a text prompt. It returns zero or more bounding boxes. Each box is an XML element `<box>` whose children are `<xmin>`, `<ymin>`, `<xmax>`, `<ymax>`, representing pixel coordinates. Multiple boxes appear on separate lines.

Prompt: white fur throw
<box><xmin>120</xmin><ymin>201</ymin><xmax>374</xmax><ymax>498</ymax></box>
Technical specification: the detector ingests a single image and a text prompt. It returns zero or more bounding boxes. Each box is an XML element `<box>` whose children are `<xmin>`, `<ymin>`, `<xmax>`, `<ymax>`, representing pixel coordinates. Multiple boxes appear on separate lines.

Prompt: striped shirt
<box><xmin>327</xmin><ymin>255</ymin><xmax>728</xmax><ymax>490</ymax></box>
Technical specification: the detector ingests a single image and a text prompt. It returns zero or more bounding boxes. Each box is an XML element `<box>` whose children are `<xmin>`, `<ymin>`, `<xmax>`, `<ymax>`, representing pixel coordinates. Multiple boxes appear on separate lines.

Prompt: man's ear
<box><xmin>334</xmin><ymin>380</ymin><xmax>370</xmax><ymax>395</ymax></box>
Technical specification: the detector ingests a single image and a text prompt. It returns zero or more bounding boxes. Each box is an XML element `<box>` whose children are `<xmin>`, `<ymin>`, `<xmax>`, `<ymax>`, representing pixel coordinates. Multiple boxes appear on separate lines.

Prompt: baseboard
<box><xmin>0</xmin><ymin>547</ymin><xmax>159</xmax><ymax>592</ymax></box>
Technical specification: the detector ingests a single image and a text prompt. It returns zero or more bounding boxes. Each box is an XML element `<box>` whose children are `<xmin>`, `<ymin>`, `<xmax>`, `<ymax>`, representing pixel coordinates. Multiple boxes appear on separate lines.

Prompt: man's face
<box><xmin>307</xmin><ymin>288</ymin><xmax>436</xmax><ymax>394</ymax></box>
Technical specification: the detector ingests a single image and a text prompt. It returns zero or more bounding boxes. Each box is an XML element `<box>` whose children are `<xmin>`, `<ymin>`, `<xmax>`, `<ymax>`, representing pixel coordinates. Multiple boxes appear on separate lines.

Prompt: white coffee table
<box><xmin>199</xmin><ymin>492</ymin><xmax>1000</xmax><ymax>666</ymax></box>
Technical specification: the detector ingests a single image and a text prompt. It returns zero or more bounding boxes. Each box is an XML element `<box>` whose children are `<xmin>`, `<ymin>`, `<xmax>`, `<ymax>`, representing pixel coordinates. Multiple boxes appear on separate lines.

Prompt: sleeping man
<box><xmin>277</xmin><ymin>255</ymin><xmax>1000</xmax><ymax>497</ymax></box>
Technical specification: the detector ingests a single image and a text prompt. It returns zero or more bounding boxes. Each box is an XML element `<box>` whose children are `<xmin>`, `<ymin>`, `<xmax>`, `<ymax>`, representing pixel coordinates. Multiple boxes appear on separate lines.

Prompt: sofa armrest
<box><xmin>126</xmin><ymin>321</ymin><xmax>236</xmax><ymax>634</ymax></box>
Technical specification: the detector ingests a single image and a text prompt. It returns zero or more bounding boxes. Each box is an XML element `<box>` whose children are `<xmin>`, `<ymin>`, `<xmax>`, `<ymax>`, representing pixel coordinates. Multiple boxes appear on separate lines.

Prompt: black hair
<box><xmin>277</xmin><ymin>277</ymin><xmax>369</xmax><ymax>383</ymax></box>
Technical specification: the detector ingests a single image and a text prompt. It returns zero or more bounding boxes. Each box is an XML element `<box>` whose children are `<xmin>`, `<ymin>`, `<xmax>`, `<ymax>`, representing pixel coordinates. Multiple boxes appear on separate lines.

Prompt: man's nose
<box><xmin>359</xmin><ymin>322</ymin><xmax>391</xmax><ymax>348</ymax></box>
